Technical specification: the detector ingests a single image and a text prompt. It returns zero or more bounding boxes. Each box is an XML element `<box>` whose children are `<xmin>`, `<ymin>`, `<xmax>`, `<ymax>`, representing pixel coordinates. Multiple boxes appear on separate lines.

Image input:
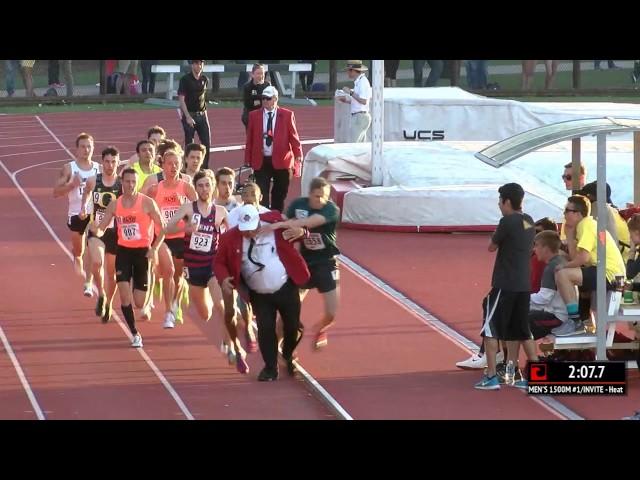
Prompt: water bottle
<box><xmin>505</xmin><ymin>360</ymin><xmax>515</xmax><ymax>385</ymax></box>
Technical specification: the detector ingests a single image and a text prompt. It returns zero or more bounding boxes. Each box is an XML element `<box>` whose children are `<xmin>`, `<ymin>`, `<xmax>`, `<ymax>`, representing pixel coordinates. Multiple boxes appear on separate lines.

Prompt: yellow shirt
<box><xmin>132</xmin><ymin>161</ymin><xmax>162</xmax><ymax>191</ymax></box>
<box><xmin>610</xmin><ymin>205</ymin><xmax>631</xmax><ymax>261</ymax></box>
<box><xmin>576</xmin><ymin>216</ymin><xmax>626</xmax><ymax>281</ymax></box>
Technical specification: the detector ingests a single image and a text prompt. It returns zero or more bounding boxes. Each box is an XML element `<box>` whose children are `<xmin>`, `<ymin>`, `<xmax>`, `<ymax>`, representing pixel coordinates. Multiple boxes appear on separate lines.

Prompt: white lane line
<box><xmin>13</xmin><ymin>159</ymin><xmax>70</xmax><ymax>175</ymax></box>
<box><xmin>291</xmin><ymin>361</ymin><xmax>353</xmax><ymax>420</ymax></box>
<box><xmin>0</xmin><ymin>134</ymin><xmax>55</xmax><ymax>140</ymax></box>
<box><xmin>0</xmin><ymin>148</ymin><xmax>65</xmax><ymax>158</ymax></box>
<box><xmin>0</xmin><ymin>141</ymin><xmax>58</xmax><ymax>148</ymax></box>
<box><xmin>0</xmin><ymin>317</ymin><xmax>46</xmax><ymax>420</ymax></box>
<box><xmin>338</xmin><ymin>255</ymin><xmax>582</xmax><ymax>421</ymax></box>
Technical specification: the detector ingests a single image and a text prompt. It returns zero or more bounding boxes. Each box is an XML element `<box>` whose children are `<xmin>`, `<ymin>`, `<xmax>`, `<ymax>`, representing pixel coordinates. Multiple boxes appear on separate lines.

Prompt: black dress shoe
<box><xmin>286</xmin><ymin>357</ymin><xmax>298</xmax><ymax>376</ymax></box>
<box><xmin>258</xmin><ymin>367</ymin><xmax>278</xmax><ymax>382</ymax></box>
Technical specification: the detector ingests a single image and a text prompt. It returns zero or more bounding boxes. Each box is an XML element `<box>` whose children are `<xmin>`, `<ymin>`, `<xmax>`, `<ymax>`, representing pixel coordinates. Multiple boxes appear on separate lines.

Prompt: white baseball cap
<box><xmin>261</xmin><ymin>85</ymin><xmax>278</xmax><ymax>98</ymax></box>
<box><xmin>237</xmin><ymin>204</ymin><xmax>260</xmax><ymax>231</ymax></box>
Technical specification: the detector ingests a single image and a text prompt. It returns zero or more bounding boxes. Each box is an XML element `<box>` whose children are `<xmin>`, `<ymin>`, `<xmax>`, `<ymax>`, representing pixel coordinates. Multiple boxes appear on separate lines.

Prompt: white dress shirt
<box><xmin>262</xmin><ymin>107</ymin><xmax>278</xmax><ymax>156</ymax></box>
<box><xmin>351</xmin><ymin>73</ymin><xmax>372</xmax><ymax>114</ymax></box>
<box><xmin>240</xmin><ymin>223</ymin><xmax>288</xmax><ymax>293</ymax></box>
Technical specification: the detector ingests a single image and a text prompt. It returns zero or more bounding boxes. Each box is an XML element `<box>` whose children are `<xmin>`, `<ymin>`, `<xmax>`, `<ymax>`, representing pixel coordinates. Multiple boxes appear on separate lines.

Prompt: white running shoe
<box><xmin>83</xmin><ymin>282</ymin><xmax>93</xmax><ymax>298</ymax></box>
<box><xmin>140</xmin><ymin>304</ymin><xmax>152</xmax><ymax>322</ymax></box>
<box><xmin>163</xmin><ymin>312</ymin><xmax>176</xmax><ymax>329</ymax></box>
<box><xmin>131</xmin><ymin>334</ymin><xmax>143</xmax><ymax>348</ymax></box>
<box><xmin>456</xmin><ymin>350</ymin><xmax>504</xmax><ymax>369</ymax></box>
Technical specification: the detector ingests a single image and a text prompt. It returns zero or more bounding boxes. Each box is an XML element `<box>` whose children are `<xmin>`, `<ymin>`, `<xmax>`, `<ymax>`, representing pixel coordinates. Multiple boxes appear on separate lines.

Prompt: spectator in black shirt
<box><xmin>178</xmin><ymin>60</ymin><xmax>211</xmax><ymax>169</ymax></box>
<box><xmin>241</xmin><ymin>63</ymin><xmax>270</xmax><ymax>130</ymax></box>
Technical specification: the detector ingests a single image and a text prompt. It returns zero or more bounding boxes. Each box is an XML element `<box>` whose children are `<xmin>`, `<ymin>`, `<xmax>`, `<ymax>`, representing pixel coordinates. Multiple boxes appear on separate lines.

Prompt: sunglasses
<box><xmin>564</xmin><ymin>208</ymin><xmax>579</xmax><ymax>214</ymax></box>
<box><xmin>562</xmin><ymin>174</ymin><xmax>572</xmax><ymax>181</ymax></box>
<box><xmin>261</xmin><ymin>96</ymin><xmax>273</xmax><ymax>101</ymax></box>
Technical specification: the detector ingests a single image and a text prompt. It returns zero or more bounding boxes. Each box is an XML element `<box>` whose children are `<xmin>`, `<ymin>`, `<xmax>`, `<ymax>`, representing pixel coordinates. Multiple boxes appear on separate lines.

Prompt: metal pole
<box><xmin>572</xmin><ymin>60</ymin><xmax>581</xmax><ymax>90</ymax></box>
<box><xmin>99</xmin><ymin>60</ymin><xmax>106</xmax><ymax>95</ymax></box>
<box><xmin>634</xmin><ymin>131</ymin><xmax>640</xmax><ymax>204</ymax></box>
<box><xmin>571</xmin><ymin>138</ymin><xmax>581</xmax><ymax>193</ymax></box>
<box><xmin>595</xmin><ymin>133</ymin><xmax>607</xmax><ymax>360</ymax></box>
<box><xmin>371</xmin><ymin>60</ymin><xmax>384</xmax><ymax>186</ymax></box>
<box><xmin>329</xmin><ymin>60</ymin><xmax>337</xmax><ymax>92</ymax></box>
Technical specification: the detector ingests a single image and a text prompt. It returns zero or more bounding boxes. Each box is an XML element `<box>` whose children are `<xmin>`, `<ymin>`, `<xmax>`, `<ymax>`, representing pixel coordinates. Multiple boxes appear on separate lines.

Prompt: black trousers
<box><xmin>181</xmin><ymin>111</ymin><xmax>211</xmax><ymax>169</ymax></box>
<box><xmin>48</xmin><ymin>60</ymin><xmax>59</xmax><ymax>85</ymax></box>
<box><xmin>249</xmin><ymin>280</ymin><xmax>303</xmax><ymax>371</ymax></box>
<box><xmin>254</xmin><ymin>156</ymin><xmax>291</xmax><ymax>213</ymax></box>
<box><xmin>140</xmin><ymin>60</ymin><xmax>158</xmax><ymax>94</ymax></box>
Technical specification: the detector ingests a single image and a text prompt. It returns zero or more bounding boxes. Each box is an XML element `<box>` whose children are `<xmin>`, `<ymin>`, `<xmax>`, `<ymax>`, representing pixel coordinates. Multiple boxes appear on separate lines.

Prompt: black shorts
<box><xmin>164</xmin><ymin>237</ymin><xmax>185</xmax><ymax>260</ymax></box>
<box><xmin>528</xmin><ymin>310</ymin><xmax>563</xmax><ymax>340</ymax></box>
<box><xmin>580</xmin><ymin>265</ymin><xmax>616</xmax><ymax>291</ymax></box>
<box><xmin>88</xmin><ymin>227</ymin><xmax>118</xmax><ymax>256</ymax></box>
<box><xmin>115</xmin><ymin>246</ymin><xmax>150</xmax><ymax>291</ymax></box>
<box><xmin>67</xmin><ymin>214</ymin><xmax>91</xmax><ymax>233</ymax></box>
<box><xmin>301</xmin><ymin>258</ymin><xmax>339</xmax><ymax>293</ymax></box>
<box><xmin>185</xmin><ymin>265</ymin><xmax>213</xmax><ymax>288</ymax></box>
<box><xmin>481</xmin><ymin>288</ymin><xmax>532</xmax><ymax>341</ymax></box>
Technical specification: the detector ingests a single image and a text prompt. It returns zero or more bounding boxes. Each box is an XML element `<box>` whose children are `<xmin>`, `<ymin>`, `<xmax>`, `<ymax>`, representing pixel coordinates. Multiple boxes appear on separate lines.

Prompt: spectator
<box><xmin>562</xmin><ymin>161</ymin><xmax>587</xmax><ymax>193</ymax></box>
<box><xmin>245</xmin><ymin>86</ymin><xmax>302</xmax><ymax>213</ymax></box>
<box><xmin>552</xmin><ymin>195</ymin><xmax>626</xmax><ymax>336</ymax></box>
<box><xmin>465</xmin><ymin>60</ymin><xmax>488</xmax><ymax>90</ymax></box>
<box><xmin>594</xmin><ymin>60</ymin><xmax>619</xmax><ymax>70</ymax></box>
<box><xmin>384</xmin><ymin>60</ymin><xmax>400</xmax><ymax>87</ymax></box>
<box><xmin>530</xmin><ymin>217</ymin><xmax>558</xmax><ymax>293</ymax></box>
<box><xmin>529</xmin><ymin>230</ymin><xmax>568</xmax><ymax>339</ymax></box>
<box><xmin>632</xmin><ymin>60</ymin><xmax>640</xmax><ymax>84</ymax></box>
<box><xmin>178</xmin><ymin>60</ymin><xmax>211</xmax><ymax>169</ymax></box>
<box><xmin>338</xmin><ymin>60</ymin><xmax>372</xmax><ymax>143</ymax></box>
<box><xmin>48</xmin><ymin>60</ymin><xmax>61</xmax><ymax>88</ymax></box>
<box><xmin>115</xmin><ymin>60</ymin><xmax>139</xmax><ymax>96</ymax></box>
<box><xmin>298</xmin><ymin>60</ymin><xmax>316</xmax><ymax>92</ymax></box>
<box><xmin>4</xmin><ymin>60</ymin><xmax>19</xmax><ymax>97</ymax></box>
<box><xmin>522</xmin><ymin>60</ymin><xmax>559</xmax><ymax>90</ymax></box>
<box><xmin>213</xmin><ymin>204</ymin><xmax>311</xmax><ymax>381</ymax></box>
<box><xmin>626</xmin><ymin>214</ymin><xmax>640</xmax><ymax>281</ymax></box>
<box><xmin>413</xmin><ymin>60</ymin><xmax>444</xmax><ymax>87</ymax></box>
<box><xmin>241</xmin><ymin>63</ymin><xmax>270</xmax><ymax>130</ymax></box>
<box><xmin>20</xmin><ymin>60</ymin><xmax>36</xmax><ymax>97</ymax></box>
<box><xmin>235</xmin><ymin>60</ymin><xmax>251</xmax><ymax>90</ymax></box>
<box><xmin>259</xmin><ymin>59</ymin><xmax>280</xmax><ymax>87</ymax></box>
<box><xmin>140</xmin><ymin>60</ymin><xmax>159</xmax><ymax>94</ymax></box>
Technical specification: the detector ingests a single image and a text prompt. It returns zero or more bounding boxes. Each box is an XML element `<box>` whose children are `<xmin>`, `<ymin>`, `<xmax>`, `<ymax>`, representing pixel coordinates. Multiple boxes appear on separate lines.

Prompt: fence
<box><xmin>1</xmin><ymin>60</ymin><xmax>638</xmax><ymax>102</ymax></box>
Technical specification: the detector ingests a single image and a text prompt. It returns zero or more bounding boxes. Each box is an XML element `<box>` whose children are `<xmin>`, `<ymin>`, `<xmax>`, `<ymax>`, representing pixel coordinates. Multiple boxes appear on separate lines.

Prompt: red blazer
<box><xmin>213</xmin><ymin>212</ymin><xmax>310</xmax><ymax>297</ymax></box>
<box><xmin>244</xmin><ymin>107</ymin><xmax>303</xmax><ymax>171</ymax></box>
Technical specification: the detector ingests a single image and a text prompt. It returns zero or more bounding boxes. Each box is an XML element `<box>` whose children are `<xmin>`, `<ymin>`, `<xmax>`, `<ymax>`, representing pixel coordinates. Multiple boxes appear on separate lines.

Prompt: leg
<box><xmin>544</xmin><ymin>60</ymin><xmax>559</xmax><ymax>89</ymax></box>
<box><xmin>140</xmin><ymin>60</ymin><xmax>150</xmax><ymax>94</ymax></box>
<box><xmin>521</xmin><ymin>60</ymin><xmax>536</xmax><ymax>90</ymax></box>
<box><xmin>250</xmin><ymin>290</ymin><xmax>279</xmax><ymax>372</ymax></box>
<box><xmin>5</xmin><ymin>60</ymin><xmax>18</xmax><ymax>96</ymax></box>
<box><xmin>181</xmin><ymin>115</ymin><xmax>196</xmax><ymax>152</ymax></box>
<box><xmin>275</xmin><ymin>281</ymin><xmax>303</xmax><ymax>362</ymax></box>
<box><xmin>254</xmin><ymin>158</ymin><xmax>274</xmax><ymax>208</ymax></box>
<box><xmin>412</xmin><ymin>60</ymin><xmax>425</xmax><ymax>87</ymax></box>
<box><xmin>270</xmin><ymin>167</ymin><xmax>291</xmax><ymax>213</ymax></box>
<box><xmin>156</xmin><ymin>243</ymin><xmax>176</xmax><ymax>316</ymax></box>
<box><xmin>350</xmin><ymin>112</ymin><xmax>371</xmax><ymax>143</ymax></box>
<box><xmin>20</xmin><ymin>65</ymin><xmax>35</xmax><ymax>97</ymax></box>
<box><xmin>425</xmin><ymin>60</ymin><xmax>443</xmax><ymax>87</ymax></box>
<box><xmin>189</xmin><ymin>284</ymin><xmax>213</xmax><ymax>321</ymax></box>
<box><xmin>104</xmin><ymin>252</ymin><xmax>117</xmax><ymax>318</ymax></box>
<box><xmin>61</xmin><ymin>61</ymin><xmax>73</xmax><ymax>97</ymax></box>
<box><xmin>48</xmin><ymin>60</ymin><xmax>59</xmax><ymax>85</ymax></box>
<box><xmin>149</xmin><ymin>61</ymin><xmax>157</xmax><ymax>94</ymax></box>
<box><xmin>195</xmin><ymin>113</ymin><xmax>211</xmax><ymax>170</ymax></box>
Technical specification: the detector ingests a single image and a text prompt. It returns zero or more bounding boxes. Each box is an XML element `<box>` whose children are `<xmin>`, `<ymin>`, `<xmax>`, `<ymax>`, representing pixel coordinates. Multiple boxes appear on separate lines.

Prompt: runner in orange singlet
<box><xmin>91</xmin><ymin>168</ymin><xmax>164</xmax><ymax>348</ymax></box>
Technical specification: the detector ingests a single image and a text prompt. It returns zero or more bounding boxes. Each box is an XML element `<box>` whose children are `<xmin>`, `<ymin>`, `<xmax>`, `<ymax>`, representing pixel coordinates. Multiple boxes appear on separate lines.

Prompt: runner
<box><xmin>80</xmin><ymin>146</ymin><xmax>122</xmax><ymax>323</ymax></box>
<box><xmin>266</xmin><ymin>176</ymin><xmax>341</xmax><ymax>349</ymax></box>
<box><xmin>216</xmin><ymin>168</ymin><xmax>259</xmax><ymax>356</ymax></box>
<box><xmin>125</xmin><ymin>125</ymin><xmax>166</xmax><ymax>168</ymax></box>
<box><xmin>130</xmin><ymin>139</ymin><xmax>162</xmax><ymax>191</ymax></box>
<box><xmin>160</xmin><ymin>170</ymin><xmax>249</xmax><ymax>372</ymax></box>
<box><xmin>142</xmin><ymin>149</ymin><xmax>197</xmax><ymax>328</ymax></box>
<box><xmin>183</xmin><ymin>143</ymin><xmax>205</xmax><ymax>181</ymax></box>
<box><xmin>52</xmin><ymin>132</ymin><xmax>100</xmax><ymax>297</ymax></box>
<box><xmin>90</xmin><ymin>168</ymin><xmax>165</xmax><ymax>347</ymax></box>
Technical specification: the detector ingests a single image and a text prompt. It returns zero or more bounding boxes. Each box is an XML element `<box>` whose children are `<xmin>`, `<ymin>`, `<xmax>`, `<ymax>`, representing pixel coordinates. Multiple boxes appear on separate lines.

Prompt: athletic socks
<box><xmin>121</xmin><ymin>304</ymin><xmax>137</xmax><ymax>335</ymax></box>
<box><xmin>566</xmin><ymin>303</ymin><xmax>580</xmax><ymax>323</ymax></box>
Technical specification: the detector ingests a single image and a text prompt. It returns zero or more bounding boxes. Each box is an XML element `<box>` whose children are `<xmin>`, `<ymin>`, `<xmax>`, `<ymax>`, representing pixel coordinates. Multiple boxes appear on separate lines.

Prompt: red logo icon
<box><xmin>530</xmin><ymin>363</ymin><xmax>548</xmax><ymax>381</ymax></box>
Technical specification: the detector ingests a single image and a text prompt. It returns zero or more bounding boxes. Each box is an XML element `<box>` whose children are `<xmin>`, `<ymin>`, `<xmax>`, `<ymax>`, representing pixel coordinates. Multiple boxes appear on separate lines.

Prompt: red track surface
<box><xmin>0</xmin><ymin>107</ymin><xmax>637</xmax><ymax>420</ymax></box>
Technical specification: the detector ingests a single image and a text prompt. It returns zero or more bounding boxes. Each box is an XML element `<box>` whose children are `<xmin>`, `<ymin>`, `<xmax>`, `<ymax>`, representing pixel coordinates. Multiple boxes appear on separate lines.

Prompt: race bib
<box><xmin>303</xmin><ymin>232</ymin><xmax>325</xmax><ymax>250</ymax></box>
<box><xmin>189</xmin><ymin>232</ymin><xmax>213</xmax><ymax>253</ymax></box>
<box><xmin>95</xmin><ymin>209</ymin><xmax>114</xmax><ymax>229</ymax></box>
<box><xmin>121</xmin><ymin>223</ymin><xmax>141</xmax><ymax>241</ymax></box>
<box><xmin>162</xmin><ymin>206</ymin><xmax>180</xmax><ymax>222</ymax></box>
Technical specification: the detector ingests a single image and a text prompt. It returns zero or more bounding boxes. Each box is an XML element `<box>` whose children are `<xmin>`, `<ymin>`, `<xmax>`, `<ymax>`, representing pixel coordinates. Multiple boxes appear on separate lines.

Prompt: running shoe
<box><xmin>163</xmin><ymin>312</ymin><xmax>176</xmax><ymax>329</ymax></box>
<box><xmin>140</xmin><ymin>304</ymin><xmax>152</xmax><ymax>322</ymax></box>
<box><xmin>83</xmin><ymin>282</ymin><xmax>93</xmax><ymax>298</ymax></box>
<box><xmin>131</xmin><ymin>334</ymin><xmax>143</xmax><ymax>348</ymax></box>
<box><xmin>173</xmin><ymin>301</ymin><xmax>183</xmax><ymax>325</ymax></box>
<box><xmin>181</xmin><ymin>282</ymin><xmax>190</xmax><ymax>308</ymax></box>
<box><xmin>314</xmin><ymin>331</ymin><xmax>328</xmax><ymax>350</ymax></box>
<box><xmin>474</xmin><ymin>374</ymin><xmax>500</xmax><ymax>390</ymax></box>
<box><xmin>236</xmin><ymin>354</ymin><xmax>250</xmax><ymax>374</ymax></box>
<box><xmin>101</xmin><ymin>303</ymin><xmax>112</xmax><ymax>324</ymax></box>
<box><xmin>456</xmin><ymin>350</ymin><xmax>505</xmax><ymax>370</ymax></box>
<box><xmin>95</xmin><ymin>295</ymin><xmax>105</xmax><ymax>317</ymax></box>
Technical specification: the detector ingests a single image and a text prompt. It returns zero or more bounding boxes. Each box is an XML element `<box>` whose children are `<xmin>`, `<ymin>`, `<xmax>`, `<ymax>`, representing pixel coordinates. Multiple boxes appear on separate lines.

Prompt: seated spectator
<box><xmin>552</xmin><ymin>195</ymin><xmax>626</xmax><ymax>336</ymax></box>
<box><xmin>626</xmin><ymin>214</ymin><xmax>640</xmax><ymax>281</ymax></box>
<box><xmin>529</xmin><ymin>230</ymin><xmax>568</xmax><ymax>339</ymax></box>
<box><xmin>531</xmin><ymin>217</ymin><xmax>559</xmax><ymax>292</ymax></box>
<box><xmin>579</xmin><ymin>180</ymin><xmax>631</xmax><ymax>261</ymax></box>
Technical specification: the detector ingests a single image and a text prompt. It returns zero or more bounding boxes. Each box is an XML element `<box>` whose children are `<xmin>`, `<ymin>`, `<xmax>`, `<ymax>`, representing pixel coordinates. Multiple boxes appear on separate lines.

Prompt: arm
<box><xmin>140</xmin><ymin>175</ymin><xmax>157</xmax><ymax>197</ymax></box>
<box><xmin>178</xmin><ymin>94</ymin><xmax>195</xmax><ymax>127</ymax></box>
<box><xmin>52</xmin><ymin>163</ymin><xmax>76</xmax><ymax>198</ymax></box>
<box><xmin>216</xmin><ymin>205</ymin><xmax>229</xmax><ymax>232</ymax></box>
<box><xmin>489</xmin><ymin>217</ymin><xmax>507</xmax><ymax>252</ymax></box>
<box><xmin>244</xmin><ymin>112</ymin><xmax>254</xmax><ymax>166</ymax></box>
<box><xmin>163</xmin><ymin>202</ymin><xmax>192</xmax><ymax>236</ymax></box>
<box><xmin>90</xmin><ymin>200</ymin><xmax>116</xmax><ymax>237</ymax></box>
<box><xmin>146</xmin><ymin>197</ymin><xmax>166</xmax><ymax>252</ymax></box>
<box><xmin>213</xmin><ymin>232</ymin><xmax>235</xmax><ymax>294</ymax></box>
<box><xmin>558</xmin><ymin>248</ymin><xmax>591</xmax><ymax>270</ymax></box>
<box><xmin>79</xmin><ymin>175</ymin><xmax>96</xmax><ymax>219</ymax></box>
<box><xmin>184</xmin><ymin>181</ymin><xmax>197</xmax><ymax>202</ymax></box>
<box><xmin>288</xmin><ymin>112</ymin><xmax>303</xmax><ymax>162</ymax></box>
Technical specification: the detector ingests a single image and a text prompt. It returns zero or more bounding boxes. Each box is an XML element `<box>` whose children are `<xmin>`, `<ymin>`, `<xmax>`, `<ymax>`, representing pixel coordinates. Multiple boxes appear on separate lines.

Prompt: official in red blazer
<box><xmin>244</xmin><ymin>85</ymin><xmax>303</xmax><ymax>213</ymax></box>
<box><xmin>214</xmin><ymin>204</ymin><xmax>310</xmax><ymax>381</ymax></box>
